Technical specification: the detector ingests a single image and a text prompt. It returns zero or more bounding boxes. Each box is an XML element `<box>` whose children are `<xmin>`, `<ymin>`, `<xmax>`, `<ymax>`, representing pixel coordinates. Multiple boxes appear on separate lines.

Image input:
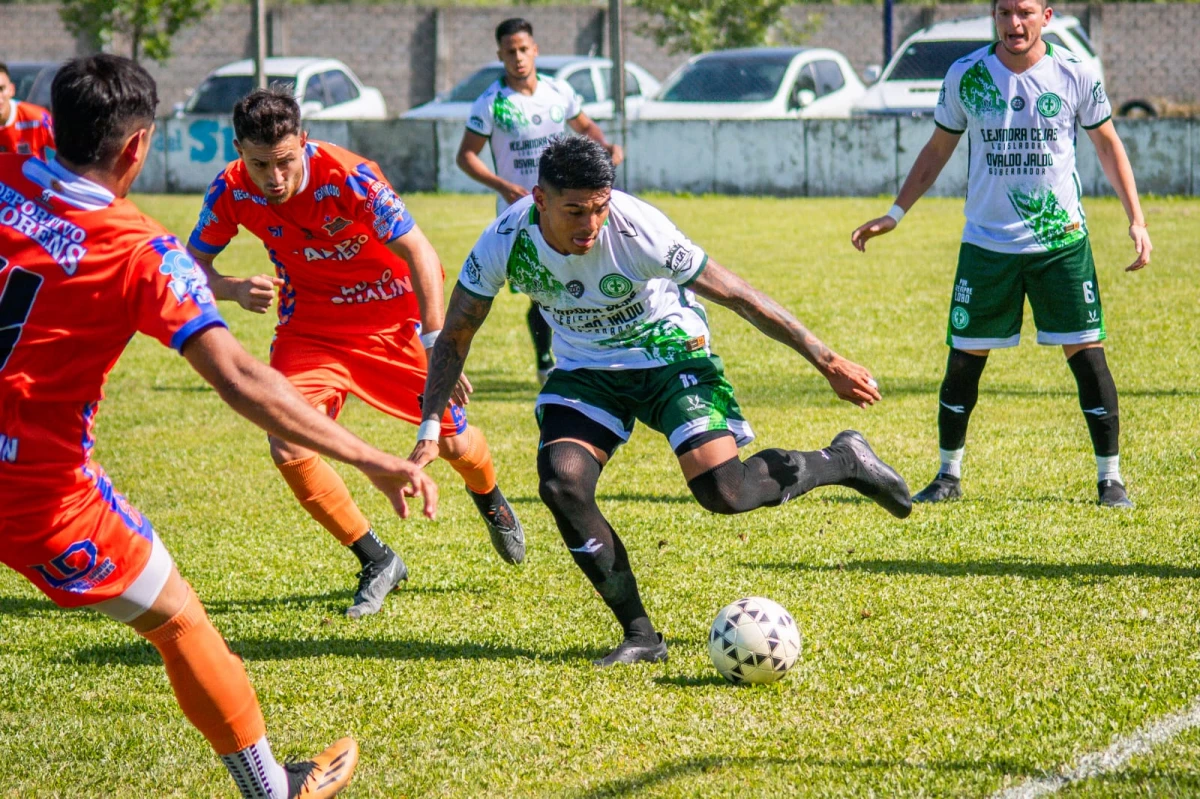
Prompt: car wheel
<box><xmin>1117</xmin><ymin>99</ymin><xmax>1157</xmax><ymax>119</ymax></box>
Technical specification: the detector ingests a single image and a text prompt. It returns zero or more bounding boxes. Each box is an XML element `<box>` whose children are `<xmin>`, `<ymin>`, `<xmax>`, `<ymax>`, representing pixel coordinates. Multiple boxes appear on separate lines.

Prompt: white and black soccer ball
<box><xmin>708</xmin><ymin>596</ymin><xmax>802</xmax><ymax>685</ymax></box>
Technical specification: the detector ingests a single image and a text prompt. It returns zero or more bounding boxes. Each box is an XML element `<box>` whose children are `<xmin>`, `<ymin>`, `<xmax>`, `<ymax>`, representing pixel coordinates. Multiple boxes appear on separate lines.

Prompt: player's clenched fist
<box><xmin>234</xmin><ymin>274</ymin><xmax>283</xmax><ymax>313</ymax></box>
<box><xmin>850</xmin><ymin>215</ymin><xmax>897</xmax><ymax>252</ymax></box>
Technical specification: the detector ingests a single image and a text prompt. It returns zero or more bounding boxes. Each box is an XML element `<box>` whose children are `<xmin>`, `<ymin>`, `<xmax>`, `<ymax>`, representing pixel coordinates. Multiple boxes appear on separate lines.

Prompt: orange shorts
<box><xmin>0</xmin><ymin>466</ymin><xmax>174</xmax><ymax>619</ymax></box>
<box><xmin>269</xmin><ymin>322</ymin><xmax>467</xmax><ymax>436</ymax></box>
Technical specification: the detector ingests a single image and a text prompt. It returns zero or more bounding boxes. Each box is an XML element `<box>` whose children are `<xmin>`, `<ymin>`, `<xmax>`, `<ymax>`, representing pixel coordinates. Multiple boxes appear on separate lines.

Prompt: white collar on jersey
<box><xmin>2</xmin><ymin>100</ymin><xmax>17</xmax><ymax>128</ymax></box>
<box><xmin>298</xmin><ymin>141</ymin><xmax>314</xmax><ymax>195</ymax></box>
<box><xmin>22</xmin><ymin>155</ymin><xmax>116</xmax><ymax>211</ymax></box>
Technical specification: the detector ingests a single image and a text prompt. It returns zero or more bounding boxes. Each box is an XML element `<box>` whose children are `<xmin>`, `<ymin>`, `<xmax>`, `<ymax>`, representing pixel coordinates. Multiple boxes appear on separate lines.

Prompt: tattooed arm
<box><xmin>409</xmin><ymin>283</ymin><xmax>494</xmax><ymax>466</ymax></box>
<box><xmin>690</xmin><ymin>259</ymin><xmax>882</xmax><ymax>408</ymax></box>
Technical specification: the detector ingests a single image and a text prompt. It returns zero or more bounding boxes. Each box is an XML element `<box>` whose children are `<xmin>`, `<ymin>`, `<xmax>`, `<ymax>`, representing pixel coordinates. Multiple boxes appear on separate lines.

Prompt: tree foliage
<box><xmin>59</xmin><ymin>0</ymin><xmax>215</xmax><ymax>64</ymax></box>
<box><xmin>633</xmin><ymin>0</ymin><xmax>821</xmax><ymax>55</ymax></box>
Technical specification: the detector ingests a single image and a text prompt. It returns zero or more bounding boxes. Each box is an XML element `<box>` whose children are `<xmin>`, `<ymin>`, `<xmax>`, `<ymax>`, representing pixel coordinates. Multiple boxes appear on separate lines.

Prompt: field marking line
<box><xmin>991</xmin><ymin>697</ymin><xmax>1200</xmax><ymax>798</ymax></box>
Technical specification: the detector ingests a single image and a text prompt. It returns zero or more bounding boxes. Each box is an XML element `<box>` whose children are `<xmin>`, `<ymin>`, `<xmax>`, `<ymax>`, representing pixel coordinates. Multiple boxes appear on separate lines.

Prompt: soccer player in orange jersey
<box><xmin>1</xmin><ymin>55</ymin><xmax>438</xmax><ymax>797</ymax></box>
<box><xmin>0</xmin><ymin>61</ymin><xmax>55</xmax><ymax>158</ymax></box>
<box><xmin>187</xmin><ymin>88</ymin><xmax>524</xmax><ymax>618</ymax></box>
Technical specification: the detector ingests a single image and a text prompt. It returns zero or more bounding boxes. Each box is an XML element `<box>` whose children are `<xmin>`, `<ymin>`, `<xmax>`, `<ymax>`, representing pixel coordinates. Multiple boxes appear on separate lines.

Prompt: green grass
<box><xmin>2</xmin><ymin>193</ymin><xmax>1199</xmax><ymax>798</ymax></box>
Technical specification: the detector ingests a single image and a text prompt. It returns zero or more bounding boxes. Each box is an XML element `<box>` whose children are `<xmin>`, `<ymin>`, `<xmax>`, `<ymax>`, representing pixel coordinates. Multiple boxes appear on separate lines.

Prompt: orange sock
<box><xmin>277</xmin><ymin>455</ymin><xmax>370</xmax><ymax>545</ymax></box>
<box><xmin>444</xmin><ymin>426</ymin><xmax>497</xmax><ymax>495</ymax></box>
<box><xmin>140</xmin><ymin>583</ymin><xmax>265</xmax><ymax>756</ymax></box>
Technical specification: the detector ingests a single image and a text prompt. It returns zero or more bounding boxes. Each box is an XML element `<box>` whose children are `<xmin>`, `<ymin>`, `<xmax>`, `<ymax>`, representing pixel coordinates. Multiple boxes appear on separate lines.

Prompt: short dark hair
<box><xmin>538</xmin><ymin>136</ymin><xmax>614</xmax><ymax>192</ymax></box>
<box><xmin>233</xmin><ymin>87</ymin><xmax>302</xmax><ymax>146</ymax></box>
<box><xmin>51</xmin><ymin>55</ymin><xmax>158</xmax><ymax>167</ymax></box>
<box><xmin>0</xmin><ymin>62</ymin><xmax>10</xmax><ymax>80</ymax></box>
<box><xmin>495</xmin><ymin>18</ymin><xmax>534</xmax><ymax>44</ymax></box>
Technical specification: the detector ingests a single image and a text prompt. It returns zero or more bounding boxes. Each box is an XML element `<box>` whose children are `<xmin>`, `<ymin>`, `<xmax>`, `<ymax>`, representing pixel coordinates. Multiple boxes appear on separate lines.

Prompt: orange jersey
<box><xmin>0</xmin><ymin>154</ymin><xmax>226</xmax><ymax>508</ymax></box>
<box><xmin>189</xmin><ymin>141</ymin><xmax>424</xmax><ymax>335</ymax></box>
<box><xmin>0</xmin><ymin>101</ymin><xmax>55</xmax><ymax>159</ymax></box>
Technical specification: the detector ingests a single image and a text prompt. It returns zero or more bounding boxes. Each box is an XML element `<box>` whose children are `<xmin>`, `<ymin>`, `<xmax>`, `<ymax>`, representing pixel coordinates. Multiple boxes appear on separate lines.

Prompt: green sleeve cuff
<box><xmin>934</xmin><ymin>120</ymin><xmax>965</xmax><ymax>135</ymax></box>
<box><xmin>456</xmin><ymin>280</ymin><xmax>495</xmax><ymax>301</ymax></box>
<box><xmin>680</xmin><ymin>254</ymin><xmax>710</xmax><ymax>288</ymax></box>
<box><xmin>1081</xmin><ymin>114</ymin><xmax>1112</xmax><ymax>131</ymax></box>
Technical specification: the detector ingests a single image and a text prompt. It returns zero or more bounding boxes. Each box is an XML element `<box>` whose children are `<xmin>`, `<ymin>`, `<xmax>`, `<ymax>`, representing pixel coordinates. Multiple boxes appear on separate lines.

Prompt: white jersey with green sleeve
<box><xmin>934</xmin><ymin>42</ymin><xmax>1112</xmax><ymax>254</ymax></box>
<box><xmin>465</xmin><ymin>76</ymin><xmax>584</xmax><ymax>214</ymax></box>
<box><xmin>458</xmin><ymin>191</ymin><xmax>713</xmax><ymax>371</ymax></box>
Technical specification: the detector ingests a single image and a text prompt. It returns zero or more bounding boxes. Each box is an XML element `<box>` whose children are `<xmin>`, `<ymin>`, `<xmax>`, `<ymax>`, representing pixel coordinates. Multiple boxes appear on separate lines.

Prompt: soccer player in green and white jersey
<box><xmin>416</xmin><ymin>137</ymin><xmax>912</xmax><ymax>666</ymax></box>
<box><xmin>457</xmin><ymin>18</ymin><xmax>624</xmax><ymax>385</ymax></box>
<box><xmin>852</xmin><ymin>0</ymin><xmax>1152</xmax><ymax>508</ymax></box>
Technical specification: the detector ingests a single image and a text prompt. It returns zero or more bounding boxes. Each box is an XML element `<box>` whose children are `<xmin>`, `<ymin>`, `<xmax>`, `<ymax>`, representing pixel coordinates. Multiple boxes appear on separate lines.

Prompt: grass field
<box><xmin>2</xmin><ymin>192</ymin><xmax>1199</xmax><ymax>798</ymax></box>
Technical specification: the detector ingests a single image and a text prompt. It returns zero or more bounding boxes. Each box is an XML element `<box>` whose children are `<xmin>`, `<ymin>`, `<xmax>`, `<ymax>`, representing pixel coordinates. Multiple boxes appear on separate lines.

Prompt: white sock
<box><xmin>220</xmin><ymin>736</ymin><xmax>289</xmax><ymax>799</ymax></box>
<box><xmin>1097</xmin><ymin>454</ymin><xmax>1122</xmax><ymax>484</ymax></box>
<box><xmin>939</xmin><ymin>448</ymin><xmax>964</xmax><ymax>479</ymax></box>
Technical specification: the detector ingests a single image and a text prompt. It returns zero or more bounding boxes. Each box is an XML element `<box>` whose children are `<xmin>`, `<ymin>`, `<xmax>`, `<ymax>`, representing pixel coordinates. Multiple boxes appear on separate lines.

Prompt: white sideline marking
<box><xmin>991</xmin><ymin>698</ymin><xmax>1200</xmax><ymax>798</ymax></box>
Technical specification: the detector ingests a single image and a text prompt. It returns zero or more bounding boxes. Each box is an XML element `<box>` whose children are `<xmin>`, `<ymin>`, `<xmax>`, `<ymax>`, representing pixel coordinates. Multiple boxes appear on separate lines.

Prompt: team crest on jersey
<box><xmin>463</xmin><ymin>252</ymin><xmax>483</xmax><ymax>285</ymax></box>
<box><xmin>663</xmin><ymin>243</ymin><xmax>694</xmax><ymax>275</ymax></box>
<box><xmin>322</xmin><ymin>216</ymin><xmax>352</xmax><ymax>236</ymax></box>
<box><xmin>566</xmin><ymin>280</ymin><xmax>584</xmax><ymax>298</ymax></box>
<box><xmin>31</xmin><ymin>540</ymin><xmax>116</xmax><ymax>593</ymax></box>
<box><xmin>365</xmin><ymin>180</ymin><xmax>408</xmax><ymax>239</ymax></box>
<box><xmin>1092</xmin><ymin>81</ymin><xmax>1107</xmax><ymax>106</ymax></box>
<box><xmin>600</xmin><ymin>273</ymin><xmax>633</xmax><ymax>298</ymax></box>
<box><xmin>1010</xmin><ymin>96</ymin><xmax>1026</xmax><ymax>112</ymax></box>
<box><xmin>550</xmin><ymin>105</ymin><xmax>565</xmax><ymax>123</ymax></box>
<box><xmin>1036</xmin><ymin>92</ymin><xmax>1062</xmax><ymax>118</ymax></box>
<box><xmin>159</xmin><ymin>248</ymin><xmax>215</xmax><ymax>305</ymax></box>
<box><xmin>16</xmin><ymin>143</ymin><xmax>31</xmax><ymax>155</ymax></box>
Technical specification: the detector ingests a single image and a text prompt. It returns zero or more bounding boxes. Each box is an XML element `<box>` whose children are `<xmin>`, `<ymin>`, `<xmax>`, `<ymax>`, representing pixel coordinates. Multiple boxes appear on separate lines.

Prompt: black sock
<box><xmin>938</xmin><ymin>349</ymin><xmax>988</xmax><ymax>450</ymax></box>
<box><xmin>687</xmin><ymin>447</ymin><xmax>855</xmax><ymax>515</ymax></box>
<box><xmin>537</xmin><ymin>442</ymin><xmax>655</xmax><ymax>642</ymax></box>
<box><xmin>527</xmin><ymin>303</ymin><xmax>554</xmax><ymax>370</ymax></box>
<box><xmin>1068</xmin><ymin>348</ymin><xmax>1120</xmax><ymax>457</ymax></box>
<box><xmin>349</xmin><ymin>528</ymin><xmax>390</xmax><ymax>567</ymax></box>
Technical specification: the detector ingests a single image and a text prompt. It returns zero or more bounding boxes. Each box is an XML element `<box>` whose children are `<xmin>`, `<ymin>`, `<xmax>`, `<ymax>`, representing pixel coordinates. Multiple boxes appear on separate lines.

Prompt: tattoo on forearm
<box><xmin>422</xmin><ymin>289</ymin><xmax>492</xmax><ymax>421</ymax></box>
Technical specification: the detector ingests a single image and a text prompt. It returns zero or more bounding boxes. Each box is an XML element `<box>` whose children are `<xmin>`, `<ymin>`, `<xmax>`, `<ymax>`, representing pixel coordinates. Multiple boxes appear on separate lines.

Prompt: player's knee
<box><xmin>268</xmin><ymin>436</ymin><xmax>310</xmax><ymax>466</ymax></box>
<box><xmin>688</xmin><ymin>458</ymin><xmax>746</xmax><ymax>515</ymax></box>
<box><xmin>537</xmin><ymin>442</ymin><xmax>598</xmax><ymax>515</ymax></box>
<box><xmin>437</xmin><ymin>430</ymin><xmax>469</xmax><ymax>460</ymax></box>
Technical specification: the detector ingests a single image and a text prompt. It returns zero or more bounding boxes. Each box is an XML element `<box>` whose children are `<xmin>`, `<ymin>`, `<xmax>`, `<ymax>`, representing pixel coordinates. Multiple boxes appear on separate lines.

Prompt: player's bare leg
<box><xmin>438</xmin><ymin>424</ymin><xmax>525</xmax><ymax>564</ymax></box>
<box><xmin>122</xmin><ymin>566</ymin><xmax>357</xmax><ymax>797</ymax></box>
<box><xmin>269</xmin><ymin>436</ymin><xmax>407</xmax><ymax>618</ymax></box>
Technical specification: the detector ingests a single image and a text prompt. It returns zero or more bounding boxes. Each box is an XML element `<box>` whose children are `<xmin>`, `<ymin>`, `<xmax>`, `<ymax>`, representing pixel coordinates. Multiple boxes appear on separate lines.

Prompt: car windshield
<box><xmin>445</xmin><ymin>65</ymin><xmax>568</xmax><ymax>103</ymax></box>
<box><xmin>660</xmin><ymin>56</ymin><xmax>792</xmax><ymax>103</ymax></box>
<box><xmin>886</xmin><ymin>40</ymin><xmax>989</xmax><ymax>81</ymax></box>
<box><xmin>8</xmin><ymin>65</ymin><xmax>48</xmax><ymax>101</ymax></box>
<box><xmin>187</xmin><ymin>75</ymin><xmax>296</xmax><ymax>114</ymax></box>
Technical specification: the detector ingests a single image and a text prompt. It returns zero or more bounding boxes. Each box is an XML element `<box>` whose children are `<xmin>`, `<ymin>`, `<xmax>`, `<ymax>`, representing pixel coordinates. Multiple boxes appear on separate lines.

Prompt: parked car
<box><xmin>636</xmin><ymin>47</ymin><xmax>865</xmax><ymax>120</ymax></box>
<box><xmin>7</xmin><ymin>61</ymin><xmax>61</xmax><ymax>108</ymax></box>
<box><xmin>178</xmin><ymin>57</ymin><xmax>386</xmax><ymax>119</ymax></box>
<box><xmin>401</xmin><ymin>55</ymin><xmax>660</xmax><ymax>121</ymax></box>
<box><xmin>853</xmin><ymin>15</ymin><xmax>1102</xmax><ymax>117</ymax></box>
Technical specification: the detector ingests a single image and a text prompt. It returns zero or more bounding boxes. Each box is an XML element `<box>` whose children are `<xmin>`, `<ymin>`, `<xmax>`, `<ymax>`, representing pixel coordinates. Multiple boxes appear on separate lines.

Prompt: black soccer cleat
<box><xmin>593</xmin><ymin>633</ymin><xmax>668</xmax><ymax>667</ymax></box>
<box><xmin>468</xmin><ymin>485</ymin><xmax>526</xmax><ymax>564</ymax></box>
<box><xmin>1098</xmin><ymin>479</ymin><xmax>1134</xmax><ymax>509</ymax></box>
<box><xmin>345</xmin><ymin>550</ymin><xmax>407</xmax><ymax>619</ymax></box>
<box><xmin>913</xmin><ymin>473</ymin><xmax>963</xmax><ymax>504</ymax></box>
<box><xmin>830</xmin><ymin>430</ymin><xmax>913</xmax><ymax>519</ymax></box>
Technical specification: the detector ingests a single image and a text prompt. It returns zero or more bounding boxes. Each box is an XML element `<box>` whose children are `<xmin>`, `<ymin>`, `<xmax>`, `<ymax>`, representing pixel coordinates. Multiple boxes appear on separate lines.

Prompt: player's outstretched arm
<box><xmin>456</xmin><ymin>130</ymin><xmax>528</xmax><ymax>205</ymax></box>
<box><xmin>410</xmin><ymin>284</ymin><xmax>494</xmax><ymax>467</ymax></box>
<box><xmin>1086</xmin><ymin>120</ymin><xmax>1152</xmax><ymax>271</ymax></box>
<box><xmin>186</xmin><ymin>245</ymin><xmax>282</xmax><ymax>314</ymax></box>
<box><xmin>386</xmin><ymin>225</ymin><xmax>472</xmax><ymax>407</ymax></box>
<box><xmin>851</xmin><ymin>127</ymin><xmax>960</xmax><ymax>252</ymax></box>
<box><xmin>182</xmin><ymin>325</ymin><xmax>438</xmax><ymax>519</ymax></box>
<box><xmin>690</xmin><ymin>259</ymin><xmax>882</xmax><ymax>408</ymax></box>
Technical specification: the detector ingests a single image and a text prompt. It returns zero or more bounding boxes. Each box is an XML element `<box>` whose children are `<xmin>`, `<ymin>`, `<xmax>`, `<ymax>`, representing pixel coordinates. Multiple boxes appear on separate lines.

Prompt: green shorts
<box><xmin>947</xmin><ymin>236</ymin><xmax>1105</xmax><ymax>349</ymax></box>
<box><xmin>535</xmin><ymin>356</ymin><xmax>755</xmax><ymax>452</ymax></box>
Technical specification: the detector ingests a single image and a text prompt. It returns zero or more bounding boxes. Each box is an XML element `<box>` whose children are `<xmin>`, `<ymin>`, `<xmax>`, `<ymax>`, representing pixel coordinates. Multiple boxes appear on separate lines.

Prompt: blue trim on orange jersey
<box><xmin>170</xmin><ymin>309</ymin><xmax>227</xmax><ymax>352</ymax></box>
<box><xmin>186</xmin><ymin>233</ymin><xmax>225</xmax><ymax>256</ymax></box>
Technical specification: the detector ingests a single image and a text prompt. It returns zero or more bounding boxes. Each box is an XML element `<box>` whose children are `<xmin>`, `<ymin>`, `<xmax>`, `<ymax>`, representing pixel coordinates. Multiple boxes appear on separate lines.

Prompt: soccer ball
<box><xmin>708</xmin><ymin>596</ymin><xmax>802</xmax><ymax>685</ymax></box>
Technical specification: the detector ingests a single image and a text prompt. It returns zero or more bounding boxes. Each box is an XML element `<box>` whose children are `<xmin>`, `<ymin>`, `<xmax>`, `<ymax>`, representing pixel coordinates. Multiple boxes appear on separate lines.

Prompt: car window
<box><xmin>447</xmin><ymin>67</ymin><xmax>506</xmax><ymax>103</ymax></box>
<box><xmin>1043</xmin><ymin>33</ymin><xmax>1070</xmax><ymax>52</ymax></box>
<box><xmin>303</xmin><ymin>74</ymin><xmax>327</xmax><ymax>108</ymax></box>
<box><xmin>886</xmin><ymin>40</ymin><xmax>990</xmax><ymax>81</ymax></box>
<box><xmin>321</xmin><ymin>70</ymin><xmax>359</xmax><ymax>106</ymax></box>
<box><xmin>661</xmin><ymin>58</ymin><xmax>791</xmax><ymax>103</ymax></box>
<box><xmin>26</xmin><ymin>67</ymin><xmax>59</xmax><ymax>108</ymax></box>
<box><xmin>812</xmin><ymin>60</ymin><xmax>845</xmax><ymax>96</ymax></box>
<box><xmin>186</xmin><ymin>75</ymin><xmax>295</xmax><ymax>114</ymax></box>
<box><xmin>1065</xmin><ymin>24</ymin><xmax>1096</xmax><ymax>56</ymax></box>
<box><xmin>566</xmin><ymin>69</ymin><xmax>597</xmax><ymax>104</ymax></box>
<box><xmin>600</xmin><ymin>67</ymin><xmax>643</xmax><ymax>99</ymax></box>
<box><xmin>8</xmin><ymin>66</ymin><xmax>43</xmax><ymax>101</ymax></box>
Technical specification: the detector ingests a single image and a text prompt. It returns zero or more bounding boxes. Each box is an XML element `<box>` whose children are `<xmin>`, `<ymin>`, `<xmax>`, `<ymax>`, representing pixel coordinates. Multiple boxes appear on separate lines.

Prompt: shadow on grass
<box><xmin>0</xmin><ymin>595</ymin><xmax>62</xmax><ymax>616</ymax></box>
<box><xmin>653</xmin><ymin>673</ymin><xmax>728</xmax><ymax>688</ymax></box>
<box><xmin>850</xmin><ymin>377</ymin><xmax>1200</xmax><ymax>401</ymax></box>
<box><xmin>570</xmin><ymin>754</ymin><xmax>1037</xmax><ymax>798</ymax></box>
<box><xmin>68</xmin><ymin>635</ymin><xmax>605</xmax><ymax>667</ymax></box>
<box><xmin>748</xmin><ymin>557</ymin><xmax>1200</xmax><ymax>580</ymax></box>
<box><xmin>508</xmin><ymin>493</ymin><xmax>694</xmax><ymax>506</ymax></box>
<box><xmin>200</xmin><ymin>585</ymin><xmax>487</xmax><ymax>615</ymax></box>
